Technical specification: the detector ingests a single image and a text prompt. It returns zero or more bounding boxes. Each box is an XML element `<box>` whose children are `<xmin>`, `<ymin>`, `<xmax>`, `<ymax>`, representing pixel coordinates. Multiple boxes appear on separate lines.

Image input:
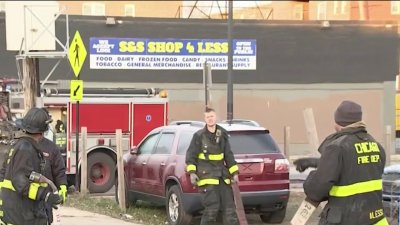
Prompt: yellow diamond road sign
<box><xmin>70</xmin><ymin>80</ymin><xmax>83</xmax><ymax>101</ymax></box>
<box><xmin>69</xmin><ymin>31</ymin><xmax>87</xmax><ymax>77</ymax></box>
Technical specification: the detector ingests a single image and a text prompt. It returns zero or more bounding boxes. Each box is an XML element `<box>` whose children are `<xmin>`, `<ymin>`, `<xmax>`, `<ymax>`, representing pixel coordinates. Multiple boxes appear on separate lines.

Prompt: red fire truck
<box><xmin>12</xmin><ymin>88</ymin><xmax>168</xmax><ymax>193</ymax></box>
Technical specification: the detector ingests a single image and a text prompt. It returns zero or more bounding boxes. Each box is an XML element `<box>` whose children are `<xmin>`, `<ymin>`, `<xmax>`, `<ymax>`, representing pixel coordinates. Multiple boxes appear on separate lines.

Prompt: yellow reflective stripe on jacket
<box><xmin>28</xmin><ymin>183</ymin><xmax>41</xmax><ymax>200</ymax></box>
<box><xmin>229</xmin><ymin>165</ymin><xmax>239</xmax><ymax>174</ymax></box>
<box><xmin>224</xmin><ymin>179</ymin><xmax>231</xmax><ymax>184</ymax></box>
<box><xmin>198</xmin><ymin>153</ymin><xmax>224</xmax><ymax>161</ymax></box>
<box><xmin>186</xmin><ymin>164</ymin><xmax>196</xmax><ymax>172</ymax></box>
<box><xmin>329</xmin><ymin>179</ymin><xmax>382</xmax><ymax>197</ymax></box>
<box><xmin>197</xmin><ymin>178</ymin><xmax>219</xmax><ymax>186</ymax></box>
<box><xmin>374</xmin><ymin>217</ymin><xmax>388</xmax><ymax>225</ymax></box>
<box><xmin>3</xmin><ymin>179</ymin><xmax>47</xmax><ymax>200</ymax></box>
<box><xmin>2</xmin><ymin>180</ymin><xmax>15</xmax><ymax>191</ymax></box>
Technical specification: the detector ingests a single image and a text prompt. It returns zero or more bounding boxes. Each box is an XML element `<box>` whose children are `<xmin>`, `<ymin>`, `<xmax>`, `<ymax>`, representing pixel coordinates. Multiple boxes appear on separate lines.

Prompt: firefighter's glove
<box><xmin>59</xmin><ymin>185</ymin><xmax>67</xmax><ymax>204</ymax></box>
<box><xmin>232</xmin><ymin>174</ymin><xmax>239</xmax><ymax>184</ymax></box>
<box><xmin>293</xmin><ymin>157</ymin><xmax>319</xmax><ymax>172</ymax></box>
<box><xmin>190</xmin><ymin>173</ymin><xmax>199</xmax><ymax>186</ymax></box>
<box><xmin>45</xmin><ymin>192</ymin><xmax>62</xmax><ymax>209</ymax></box>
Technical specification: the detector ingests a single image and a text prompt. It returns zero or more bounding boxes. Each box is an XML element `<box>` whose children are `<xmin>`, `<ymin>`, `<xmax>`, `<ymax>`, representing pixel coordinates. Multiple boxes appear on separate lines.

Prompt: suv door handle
<box><xmin>160</xmin><ymin>162</ymin><xmax>166</xmax><ymax>166</ymax></box>
<box><xmin>141</xmin><ymin>162</ymin><xmax>147</xmax><ymax>165</ymax></box>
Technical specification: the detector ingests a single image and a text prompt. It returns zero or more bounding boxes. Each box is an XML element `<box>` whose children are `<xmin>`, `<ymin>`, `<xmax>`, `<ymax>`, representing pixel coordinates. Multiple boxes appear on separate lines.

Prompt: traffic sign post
<box><xmin>70</xmin><ymin>80</ymin><xmax>83</xmax><ymax>101</ymax></box>
<box><xmin>69</xmin><ymin>30</ymin><xmax>87</xmax><ymax>191</ymax></box>
<box><xmin>69</xmin><ymin>31</ymin><xmax>87</xmax><ymax>77</ymax></box>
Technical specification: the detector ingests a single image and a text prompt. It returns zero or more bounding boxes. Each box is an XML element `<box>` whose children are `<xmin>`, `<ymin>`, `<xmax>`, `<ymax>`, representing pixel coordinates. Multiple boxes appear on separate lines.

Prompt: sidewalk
<box><xmin>59</xmin><ymin>206</ymin><xmax>141</xmax><ymax>225</ymax></box>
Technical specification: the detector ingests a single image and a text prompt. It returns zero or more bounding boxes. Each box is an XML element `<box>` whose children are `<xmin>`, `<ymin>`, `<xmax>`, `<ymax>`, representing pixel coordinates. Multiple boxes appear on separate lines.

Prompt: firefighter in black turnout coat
<box><xmin>40</xmin><ymin>108</ymin><xmax>68</xmax><ymax>224</ymax></box>
<box><xmin>294</xmin><ymin>100</ymin><xmax>388</xmax><ymax>225</ymax></box>
<box><xmin>186</xmin><ymin>108</ymin><xmax>240</xmax><ymax>225</ymax></box>
<box><xmin>1</xmin><ymin>108</ymin><xmax>61</xmax><ymax>225</ymax></box>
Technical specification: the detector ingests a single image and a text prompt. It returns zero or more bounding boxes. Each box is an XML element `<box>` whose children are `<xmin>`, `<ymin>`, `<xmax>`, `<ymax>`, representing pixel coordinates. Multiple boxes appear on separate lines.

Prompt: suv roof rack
<box><xmin>169</xmin><ymin>120</ymin><xmax>205</xmax><ymax>127</ymax></box>
<box><xmin>221</xmin><ymin>119</ymin><xmax>260</xmax><ymax>127</ymax></box>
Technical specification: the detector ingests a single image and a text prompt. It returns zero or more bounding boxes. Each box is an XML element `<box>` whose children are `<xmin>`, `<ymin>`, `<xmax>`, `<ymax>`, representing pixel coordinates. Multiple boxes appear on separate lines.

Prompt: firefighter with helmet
<box><xmin>185</xmin><ymin>107</ymin><xmax>240</xmax><ymax>225</ymax></box>
<box><xmin>294</xmin><ymin>100</ymin><xmax>388</xmax><ymax>225</ymax></box>
<box><xmin>40</xmin><ymin>108</ymin><xmax>68</xmax><ymax>225</ymax></box>
<box><xmin>1</xmin><ymin>107</ymin><xmax>62</xmax><ymax>225</ymax></box>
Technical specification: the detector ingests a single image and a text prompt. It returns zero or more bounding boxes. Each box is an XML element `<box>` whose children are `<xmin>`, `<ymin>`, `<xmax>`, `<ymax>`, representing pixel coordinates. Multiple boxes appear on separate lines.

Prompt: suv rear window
<box><xmin>177</xmin><ymin>131</ymin><xmax>195</xmax><ymax>155</ymax></box>
<box><xmin>228</xmin><ymin>131</ymin><xmax>279</xmax><ymax>154</ymax></box>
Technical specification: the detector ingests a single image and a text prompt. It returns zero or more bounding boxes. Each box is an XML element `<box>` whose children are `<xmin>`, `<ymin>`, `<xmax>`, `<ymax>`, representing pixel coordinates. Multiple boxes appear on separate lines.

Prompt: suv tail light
<box><xmin>274</xmin><ymin>159</ymin><xmax>289</xmax><ymax>173</ymax></box>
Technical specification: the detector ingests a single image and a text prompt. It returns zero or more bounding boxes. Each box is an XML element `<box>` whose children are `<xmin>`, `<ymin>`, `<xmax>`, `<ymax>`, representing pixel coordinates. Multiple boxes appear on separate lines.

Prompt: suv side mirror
<box><xmin>130</xmin><ymin>146</ymin><xmax>138</xmax><ymax>155</ymax></box>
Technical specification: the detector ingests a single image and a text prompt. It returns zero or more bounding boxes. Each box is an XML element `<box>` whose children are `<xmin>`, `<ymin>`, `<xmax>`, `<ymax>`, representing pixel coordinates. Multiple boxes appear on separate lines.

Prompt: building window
<box><xmin>124</xmin><ymin>4</ymin><xmax>135</xmax><ymax>17</ymax></box>
<box><xmin>82</xmin><ymin>2</ymin><xmax>105</xmax><ymax>16</ymax></box>
<box><xmin>293</xmin><ymin>4</ymin><xmax>303</xmax><ymax>20</ymax></box>
<box><xmin>0</xmin><ymin>2</ymin><xmax>5</xmax><ymax>12</ymax></box>
<box><xmin>334</xmin><ymin>1</ymin><xmax>348</xmax><ymax>15</ymax></box>
<box><xmin>317</xmin><ymin>1</ymin><xmax>327</xmax><ymax>20</ymax></box>
<box><xmin>391</xmin><ymin>1</ymin><xmax>400</xmax><ymax>15</ymax></box>
<box><xmin>341</xmin><ymin>1</ymin><xmax>348</xmax><ymax>14</ymax></box>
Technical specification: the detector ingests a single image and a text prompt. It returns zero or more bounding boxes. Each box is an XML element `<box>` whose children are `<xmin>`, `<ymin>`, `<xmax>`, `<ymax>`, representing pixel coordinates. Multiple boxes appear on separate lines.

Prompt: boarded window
<box><xmin>391</xmin><ymin>1</ymin><xmax>400</xmax><ymax>15</ymax></box>
<box><xmin>317</xmin><ymin>1</ymin><xmax>327</xmax><ymax>20</ymax></box>
<box><xmin>293</xmin><ymin>4</ymin><xmax>303</xmax><ymax>20</ymax></box>
<box><xmin>82</xmin><ymin>3</ymin><xmax>105</xmax><ymax>16</ymax></box>
<box><xmin>125</xmin><ymin>4</ymin><xmax>135</xmax><ymax>17</ymax></box>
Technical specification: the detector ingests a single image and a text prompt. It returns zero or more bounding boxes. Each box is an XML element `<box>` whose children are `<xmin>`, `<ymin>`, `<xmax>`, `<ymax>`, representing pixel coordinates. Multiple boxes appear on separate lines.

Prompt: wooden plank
<box><xmin>116</xmin><ymin>129</ymin><xmax>126</xmax><ymax>211</ymax></box>
<box><xmin>291</xmin><ymin>108</ymin><xmax>321</xmax><ymax>225</ymax></box>
<box><xmin>80</xmin><ymin>126</ymin><xmax>88</xmax><ymax>195</ymax></box>
<box><xmin>385</xmin><ymin>125</ymin><xmax>392</xmax><ymax>166</ymax></box>
<box><xmin>284</xmin><ymin>126</ymin><xmax>290</xmax><ymax>157</ymax></box>
<box><xmin>232</xmin><ymin>183</ymin><xmax>248</xmax><ymax>225</ymax></box>
<box><xmin>303</xmin><ymin>108</ymin><xmax>320</xmax><ymax>151</ymax></box>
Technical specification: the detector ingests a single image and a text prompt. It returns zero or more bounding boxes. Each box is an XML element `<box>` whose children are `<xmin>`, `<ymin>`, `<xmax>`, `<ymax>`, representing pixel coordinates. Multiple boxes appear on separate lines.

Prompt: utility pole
<box><xmin>22</xmin><ymin>58</ymin><xmax>39</xmax><ymax>113</ymax></box>
<box><xmin>203</xmin><ymin>61</ymin><xmax>212</xmax><ymax>109</ymax></box>
<box><xmin>227</xmin><ymin>0</ymin><xmax>233</xmax><ymax>121</ymax></box>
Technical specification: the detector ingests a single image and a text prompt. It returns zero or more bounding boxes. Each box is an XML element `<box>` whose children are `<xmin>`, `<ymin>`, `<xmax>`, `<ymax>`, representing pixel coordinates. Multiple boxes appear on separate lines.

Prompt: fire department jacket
<box><xmin>2</xmin><ymin>136</ymin><xmax>50</xmax><ymax>225</ymax></box>
<box><xmin>39</xmin><ymin>137</ymin><xmax>67</xmax><ymax>224</ymax></box>
<box><xmin>39</xmin><ymin>138</ymin><xmax>67</xmax><ymax>189</ymax></box>
<box><xmin>303</xmin><ymin>125</ymin><xmax>387</xmax><ymax>225</ymax></box>
<box><xmin>185</xmin><ymin>125</ymin><xmax>239</xmax><ymax>186</ymax></box>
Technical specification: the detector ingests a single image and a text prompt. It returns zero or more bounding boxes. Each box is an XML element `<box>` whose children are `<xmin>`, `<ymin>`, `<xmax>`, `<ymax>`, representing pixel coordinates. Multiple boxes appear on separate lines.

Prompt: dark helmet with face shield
<box><xmin>15</xmin><ymin>107</ymin><xmax>53</xmax><ymax>134</ymax></box>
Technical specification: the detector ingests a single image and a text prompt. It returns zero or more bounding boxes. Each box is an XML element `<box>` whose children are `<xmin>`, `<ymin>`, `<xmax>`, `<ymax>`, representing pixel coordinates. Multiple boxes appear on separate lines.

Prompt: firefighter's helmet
<box><xmin>15</xmin><ymin>107</ymin><xmax>53</xmax><ymax>134</ymax></box>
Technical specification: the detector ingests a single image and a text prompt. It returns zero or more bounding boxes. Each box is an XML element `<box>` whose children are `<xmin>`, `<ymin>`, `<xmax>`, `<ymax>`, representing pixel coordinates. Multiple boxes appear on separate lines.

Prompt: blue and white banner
<box><xmin>89</xmin><ymin>38</ymin><xmax>256</xmax><ymax>70</ymax></box>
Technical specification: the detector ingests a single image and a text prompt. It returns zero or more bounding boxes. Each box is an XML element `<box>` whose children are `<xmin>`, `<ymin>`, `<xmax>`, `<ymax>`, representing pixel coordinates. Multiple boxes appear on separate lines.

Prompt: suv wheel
<box><xmin>260</xmin><ymin>207</ymin><xmax>286</xmax><ymax>223</ymax></box>
<box><xmin>166</xmin><ymin>185</ymin><xmax>192</xmax><ymax>225</ymax></box>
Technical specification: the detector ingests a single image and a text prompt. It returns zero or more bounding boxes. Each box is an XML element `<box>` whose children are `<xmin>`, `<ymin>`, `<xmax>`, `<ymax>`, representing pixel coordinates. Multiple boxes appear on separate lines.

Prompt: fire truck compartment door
<box><xmin>132</xmin><ymin>104</ymin><xmax>166</xmax><ymax>146</ymax></box>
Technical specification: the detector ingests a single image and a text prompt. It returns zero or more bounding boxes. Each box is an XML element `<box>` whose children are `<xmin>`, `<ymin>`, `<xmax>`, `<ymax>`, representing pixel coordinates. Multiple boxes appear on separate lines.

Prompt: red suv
<box><xmin>117</xmin><ymin>121</ymin><xmax>290</xmax><ymax>224</ymax></box>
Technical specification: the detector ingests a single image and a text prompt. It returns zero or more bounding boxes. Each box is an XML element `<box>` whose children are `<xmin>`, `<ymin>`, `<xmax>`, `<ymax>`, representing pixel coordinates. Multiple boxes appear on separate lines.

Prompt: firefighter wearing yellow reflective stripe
<box><xmin>1</xmin><ymin>108</ymin><xmax>61</xmax><ymax>225</ymax></box>
<box><xmin>40</xmin><ymin>108</ymin><xmax>68</xmax><ymax>225</ymax></box>
<box><xmin>302</xmin><ymin>101</ymin><xmax>388</xmax><ymax>225</ymax></box>
<box><xmin>186</xmin><ymin>108</ymin><xmax>239</xmax><ymax>225</ymax></box>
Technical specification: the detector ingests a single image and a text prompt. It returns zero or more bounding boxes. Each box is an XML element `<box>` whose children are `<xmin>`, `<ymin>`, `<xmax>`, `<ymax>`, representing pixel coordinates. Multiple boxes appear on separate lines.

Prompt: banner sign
<box><xmin>89</xmin><ymin>38</ymin><xmax>256</xmax><ymax>70</ymax></box>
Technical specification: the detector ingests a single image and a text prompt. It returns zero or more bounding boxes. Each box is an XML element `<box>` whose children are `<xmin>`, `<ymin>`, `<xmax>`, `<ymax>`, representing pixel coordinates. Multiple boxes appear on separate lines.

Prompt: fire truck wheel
<box><xmin>88</xmin><ymin>152</ymin><xmax>116</xmax><ymax>193</ymax></box>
